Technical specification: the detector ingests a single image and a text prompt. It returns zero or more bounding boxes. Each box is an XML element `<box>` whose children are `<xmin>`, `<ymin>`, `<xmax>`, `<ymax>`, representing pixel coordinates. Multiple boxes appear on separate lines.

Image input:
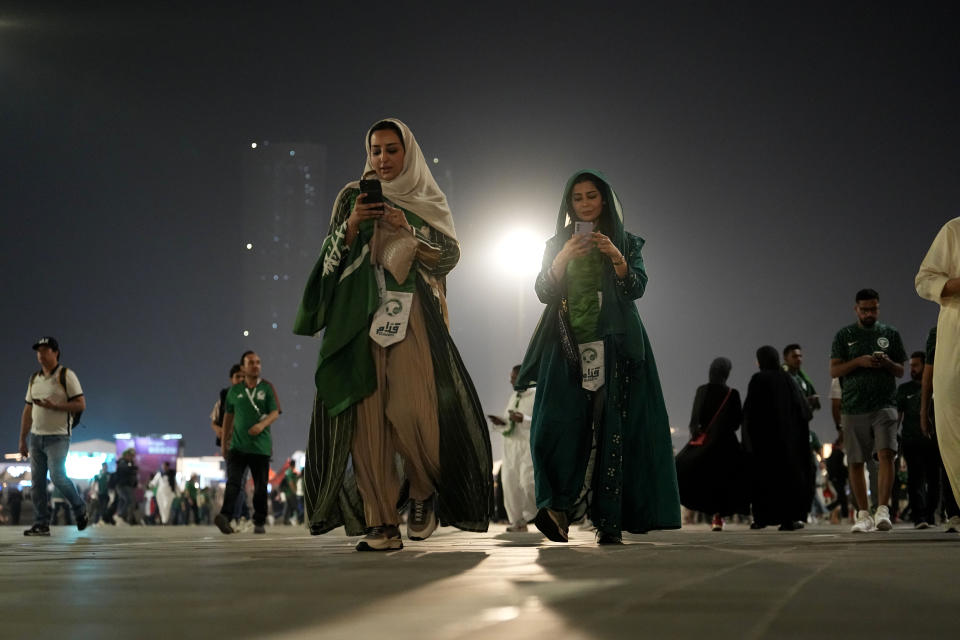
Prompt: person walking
<box><xmin>829</xmin><ymin>289</ymin><xmax>906</xmax><ymax>533</ymax></box>
<box><xmin>19</xmin><ymin>337</ymin><xmax>88</xmax><ymax>536</ymax></box>
<box><xmin>149</xmin><ymin>461</ymin><xmax>178</xmax><ymax>525</ymax></box>
<box><xmin>214</xmin><ymin>351</ymin><xmax>280</xmax><ymax>535</ymax></box>
<box><xmin>113</xmin><ymin>448</ymin><xmax>139</xmax><ymax>525</ymax></box>
<box><xmin>675</xmin><ymin>357</ymin><xmax>748</xmax><ymax>531</ymax></box>
<box><xmin>918</xmin><ymin>326</ymin><xmax>960</xmax><ymax>531</ymax></box>
<box><xmin>91</xmin><ymin>463</ymin><xmax>111</xmax><ymax>524</ymax></box>
<box><xmin>897</xmin><ymin>351</ymin><xmax>939</xmax><ymax>528</ymax></box>
<box><xmin>742</xmin><ymin>346</ymin><xmax>813</xmax><ymax>530</ymax></box>
<box><xmin>489</xmin><ymin>365</ymin><xmax>537</xmax><ymax>532</ymax></box>
<box><xmin>516</xmin><ymin>170</ymin><xmax>681</xmax><ymax>544</ymax></box>
<box><xmin>915</xmin><ymin>218</ymin><xmax>960</xmax><ymax>512</ymax></box>
<box><xmin>294</xmin><ymin>118</ymin><xmax>492</xmax><ymax>551</ymax></box>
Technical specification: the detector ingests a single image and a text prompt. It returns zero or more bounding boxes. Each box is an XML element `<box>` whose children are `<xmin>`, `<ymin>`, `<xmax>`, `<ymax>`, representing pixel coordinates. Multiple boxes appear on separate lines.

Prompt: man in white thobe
<box><xmin>490</xmin><ymin>365</ymin><xmax>536</xmax><ymax>532</ymax></box>
<box><xmin>915</xmin><ymin>217</ymin><xmax>960</xmax><ymax>506</ymax></box>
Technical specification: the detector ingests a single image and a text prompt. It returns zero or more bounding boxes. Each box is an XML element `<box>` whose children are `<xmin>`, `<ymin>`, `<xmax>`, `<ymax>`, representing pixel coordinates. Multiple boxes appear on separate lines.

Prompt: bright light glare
<box><xmin>250</xmin><ymin>142</ymin><xmax>258</xmax><ymax>149</ymax></box>
<box><xmin>245</xmin><ymin>243</ymin><xmax>253</xmax><ymax>250</ymax></box>
<box><xmin>65</xmin><ymin>452</ymin><xmax>108</xmax><ymax>479</ymax></box>
<box><xmin>243</xmin><ymin>330</ymin><xmax>250</xmax><ymax>337</ymax></box>
<box><xmin>492</xmin><ymin>229</ymin><xmax>543</xmax><ymax>278</ymax></box>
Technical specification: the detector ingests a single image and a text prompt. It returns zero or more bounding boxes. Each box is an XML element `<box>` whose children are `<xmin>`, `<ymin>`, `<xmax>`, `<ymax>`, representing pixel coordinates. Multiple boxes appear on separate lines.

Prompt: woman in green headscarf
<box><xmin>294</xmin><ymin>119</ymin><xmax>492</xmax><ymax>551</ymax></box>
<box><xmin>517</xmin><ymin>170</ymin><xmax>680</xmax><ymax>544</ymax></box>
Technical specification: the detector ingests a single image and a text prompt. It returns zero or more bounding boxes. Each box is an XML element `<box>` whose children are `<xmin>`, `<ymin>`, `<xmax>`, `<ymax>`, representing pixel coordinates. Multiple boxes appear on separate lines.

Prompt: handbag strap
<box><xmin>700</xmin><ymin>388</ymin><xmax>733</xmax><ymax>435</ymax></box>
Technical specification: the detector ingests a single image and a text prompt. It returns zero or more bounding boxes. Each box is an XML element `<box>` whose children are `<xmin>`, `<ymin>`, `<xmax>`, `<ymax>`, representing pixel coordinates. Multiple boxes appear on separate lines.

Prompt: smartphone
<box><xmin>872</xmin><ymin>351</ymin><xmax>885</xmax><ymax>360</ymax></box>
<box><xmin>574</xmin><ymin>221</ymin><xmax>593</xmax><ymax>235</ymax></box>
<box><xmin>359</xmin><ymin>179</ymin><xmax>384</xmax><ymax>209</ymax></box>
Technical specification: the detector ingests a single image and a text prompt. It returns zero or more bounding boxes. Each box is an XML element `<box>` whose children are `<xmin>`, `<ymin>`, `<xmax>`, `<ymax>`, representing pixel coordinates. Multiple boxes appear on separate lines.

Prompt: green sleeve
<box><xmin>830</xmin><ymin>331</ymin><xmax>846</xmax><ymax>361</ymax></box>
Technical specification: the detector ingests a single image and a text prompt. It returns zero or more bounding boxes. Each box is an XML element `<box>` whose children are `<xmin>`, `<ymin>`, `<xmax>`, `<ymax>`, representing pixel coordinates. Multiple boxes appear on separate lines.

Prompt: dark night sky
<box><xmin>2</xmin><ymin>3</ymin><xmax>958</xmax><ymax>460</ymax></box>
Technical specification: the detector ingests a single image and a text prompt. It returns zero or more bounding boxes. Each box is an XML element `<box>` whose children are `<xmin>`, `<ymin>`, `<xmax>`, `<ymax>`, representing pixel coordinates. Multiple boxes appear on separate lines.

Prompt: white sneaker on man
<box><xmin>874</xmin><ymin>505</ymin><xmax>892</xmax><ymax>531</ymax></box>
<box><xmin>946</xmin><ymin>515</ymin><xmax>960</xmax><ymax>533</ymax></box>
<box><xmin>851</xmin><ymin>510</ymin><xmax>874</xmax><ymax>533</ymax></box>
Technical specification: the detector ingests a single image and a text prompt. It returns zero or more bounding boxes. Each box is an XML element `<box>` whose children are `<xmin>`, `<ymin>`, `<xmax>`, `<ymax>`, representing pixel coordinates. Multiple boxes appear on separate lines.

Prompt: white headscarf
<box><xmin>333</xmin><ymin>118</ymin><xmax>457</xmax><ymax>241</ymax></box>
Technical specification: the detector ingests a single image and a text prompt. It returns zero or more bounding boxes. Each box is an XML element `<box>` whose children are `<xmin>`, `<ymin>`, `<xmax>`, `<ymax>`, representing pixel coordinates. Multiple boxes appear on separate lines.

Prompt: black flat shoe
<box><xmin>534</xmin><ymin>508</ymin><xmax>569</xmax><ymax>542</ymax></box>
<box><xmin>596</xmin><ymin>531</ymin><xmax>622</xmax><ymax>545</ymax></box>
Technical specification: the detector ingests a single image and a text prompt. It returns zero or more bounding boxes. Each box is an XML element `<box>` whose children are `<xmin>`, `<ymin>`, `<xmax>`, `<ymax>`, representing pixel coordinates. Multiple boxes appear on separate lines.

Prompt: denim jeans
<box><xmin>28</xmin><ymin>433</ymin><xmax>84</xmax><ymax>526</ymax></box>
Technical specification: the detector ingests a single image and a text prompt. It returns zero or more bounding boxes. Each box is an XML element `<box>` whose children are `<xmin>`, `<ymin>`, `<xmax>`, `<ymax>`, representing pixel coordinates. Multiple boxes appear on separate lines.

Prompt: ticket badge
<box><xmin>579</xmin><ymin>340</ymin><xmax>605</xmax><ymax>391</ymax></box>
<box><xmin>369</xmin><ymin>291</ymin><xmax>414</xmax><ymax>347</ymax></box>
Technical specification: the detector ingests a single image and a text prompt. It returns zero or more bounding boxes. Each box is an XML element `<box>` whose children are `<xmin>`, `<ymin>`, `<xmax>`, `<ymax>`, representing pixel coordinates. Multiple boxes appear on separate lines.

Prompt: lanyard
<box><xmin>244</xmin><ymin>385</ymin><xmax>264</xmax><ymax>418</ymax></box>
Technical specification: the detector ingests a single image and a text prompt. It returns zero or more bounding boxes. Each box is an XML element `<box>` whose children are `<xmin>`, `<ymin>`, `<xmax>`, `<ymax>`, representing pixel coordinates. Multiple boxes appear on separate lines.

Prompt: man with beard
<box><xmin>783</xmin><ymin>344</ymin><xmax>821</xmax><ymax>412</ymax></box>
<box><xmin>897</xmin><ymin>351</ymin><xmax>938</xmax><ymax>528</ymax></box>
<box><xmin>830</xmin><ymin>289</ymin><xmax>906</xmax><ymax>533</ymax></box>
<box><xmin>743</xmin><ymin>346</ymin><xmax>812</xmax><ymax>530</ymax></box>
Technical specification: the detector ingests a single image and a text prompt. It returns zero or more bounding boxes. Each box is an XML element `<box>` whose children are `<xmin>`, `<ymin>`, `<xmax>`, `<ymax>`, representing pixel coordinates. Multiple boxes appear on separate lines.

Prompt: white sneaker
<box><xmin>851</xmin><ymin>510</ymin><xmax>874</xmax><ymax>533</ymax></box>
<box><xmin>874</xmin><ymin>505</ymin><xmax>892</xmax><ymax>531</ymax></box>
<box><xmin>946</xmin><ymin>515</ymin><xmax>960</xmax><ymax>533</ymax></box>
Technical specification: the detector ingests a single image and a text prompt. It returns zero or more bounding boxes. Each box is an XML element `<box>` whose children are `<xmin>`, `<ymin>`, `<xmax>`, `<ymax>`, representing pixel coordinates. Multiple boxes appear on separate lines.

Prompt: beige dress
<box><xmin>915</xmin><ymin>217</ymin><xmax>960</xmax><ymax>505</ymax></box>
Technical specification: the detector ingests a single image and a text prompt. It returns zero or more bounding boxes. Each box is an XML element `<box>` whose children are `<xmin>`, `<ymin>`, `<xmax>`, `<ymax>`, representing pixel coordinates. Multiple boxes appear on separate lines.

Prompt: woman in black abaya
<box><xmin>676</xmin><ymin>358</ymin><xmax>749</xmax><ymax>531</ymax></box>
<box><xmin>742</xmin><ymin>346</ymin><xmax>813</xmax><ymax>531</ymax></box>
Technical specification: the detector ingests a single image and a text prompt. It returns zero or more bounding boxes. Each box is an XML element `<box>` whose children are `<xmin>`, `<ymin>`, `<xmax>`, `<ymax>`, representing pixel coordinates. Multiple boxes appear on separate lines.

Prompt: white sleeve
<box><xmin>25</xmin><ymin>378</ymin><xmax>33</xmax><ymax>404</ymax></box>
<box><xmin>916</xmin><ymin>218</ymin><xmax>960</xmax><ymax>303</ymax></box>
<box><xmin>830</xmin><ymin>377</ymin><xmax>842</xmax><ymax>400</ymax></box>
<box><xmin>64</xmin><ymin>369</ymin><xmax>83</xmax><ymax>399</ymax></box>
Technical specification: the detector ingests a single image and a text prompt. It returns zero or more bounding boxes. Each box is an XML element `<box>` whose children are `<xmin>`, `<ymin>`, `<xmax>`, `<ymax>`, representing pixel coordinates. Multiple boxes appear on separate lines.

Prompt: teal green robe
<box><xmin>517</xmin><ymin>170</ymin><xmax>681</xmax><ymax>534</ymax></box>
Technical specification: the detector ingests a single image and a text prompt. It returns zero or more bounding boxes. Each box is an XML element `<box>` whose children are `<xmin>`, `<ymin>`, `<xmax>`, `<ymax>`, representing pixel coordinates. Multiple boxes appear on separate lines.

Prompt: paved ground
<box><xmin>2</xmin><ymin>521</ymin><xmax>958</xmax><ymax>639</ymax></box>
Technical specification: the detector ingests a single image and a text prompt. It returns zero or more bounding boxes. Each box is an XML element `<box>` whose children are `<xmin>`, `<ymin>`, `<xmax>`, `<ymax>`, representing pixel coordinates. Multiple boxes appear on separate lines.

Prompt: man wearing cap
<box><xmin>18</xmin><ymin>337</ymin><xmax>88</xmax><ymax>535</ymax></box>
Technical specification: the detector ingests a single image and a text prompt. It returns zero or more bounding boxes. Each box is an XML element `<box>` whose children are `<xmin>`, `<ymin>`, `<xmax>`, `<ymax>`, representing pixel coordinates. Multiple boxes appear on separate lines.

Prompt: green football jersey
<box><xmin>830</xmin><ymin>322</ymin><xmax>906</xmax><ymax>415</ymax></box>
<box><xmin>224</xmin><ymin>380</ymin><xmax>278</xmax><ymax>456</ymax></box>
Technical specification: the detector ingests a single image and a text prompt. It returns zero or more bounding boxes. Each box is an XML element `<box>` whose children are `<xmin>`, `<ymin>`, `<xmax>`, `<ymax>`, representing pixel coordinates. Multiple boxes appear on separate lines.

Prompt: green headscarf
<box><xmin>556</xmin><ymin>170</ymin><xmax>628</xmax><ymax>258</ymax></box>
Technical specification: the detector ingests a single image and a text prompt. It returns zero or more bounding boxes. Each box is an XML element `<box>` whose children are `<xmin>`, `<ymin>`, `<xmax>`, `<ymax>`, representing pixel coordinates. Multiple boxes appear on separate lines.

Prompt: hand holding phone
<box><xmin>574</xmin><ymin>221</ymin><xmax>593</xmax><ymax>236</ymax></box>
<box><xmin>359</xmin><ymin>179</ymin><xmax>384</xmax><ymax>208</ymax></box>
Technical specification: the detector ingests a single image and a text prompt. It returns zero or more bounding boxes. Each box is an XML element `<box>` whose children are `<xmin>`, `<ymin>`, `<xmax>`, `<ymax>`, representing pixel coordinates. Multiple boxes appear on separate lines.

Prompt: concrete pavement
<box><xmin>2</xmin><ymin>522</ymin><xmax>958</xmax><ymax>639</ymax></box>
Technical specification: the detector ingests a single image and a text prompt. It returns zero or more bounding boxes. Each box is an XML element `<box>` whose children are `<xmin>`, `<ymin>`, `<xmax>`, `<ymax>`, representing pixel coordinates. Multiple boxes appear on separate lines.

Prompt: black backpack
<box><xmin>29</xmin><ymin>366</ymin><xmax>83</xmax><ymax>432</ymax></box>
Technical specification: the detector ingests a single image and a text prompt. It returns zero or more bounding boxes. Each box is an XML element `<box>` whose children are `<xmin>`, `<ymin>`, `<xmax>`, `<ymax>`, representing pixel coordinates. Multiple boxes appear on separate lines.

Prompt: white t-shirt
<box><xmin>830</xmin><ymin>377</ymin><xmax>842</xmax><ymax>401</ymax></box>
<box><xmin>25</xmin><ymin>366</ymin><xmax>83</xmax><ymax>435</ymax></box>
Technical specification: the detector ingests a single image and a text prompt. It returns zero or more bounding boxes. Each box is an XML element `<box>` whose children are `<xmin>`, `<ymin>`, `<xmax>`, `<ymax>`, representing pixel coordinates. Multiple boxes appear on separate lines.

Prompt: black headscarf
<box><xmin>689</xmin><ymin>357</ymin><xmax>735</xmax><ymax>439</ymax></box>
<box><xmin>708</xmin><ymin>357</ymin><xmax>732</xmax><ymax>385</ymax></box>
<box><xmin>756</xmin><ymin>346</ymin><xmax>780</xmax><ymax>371</ymax></box>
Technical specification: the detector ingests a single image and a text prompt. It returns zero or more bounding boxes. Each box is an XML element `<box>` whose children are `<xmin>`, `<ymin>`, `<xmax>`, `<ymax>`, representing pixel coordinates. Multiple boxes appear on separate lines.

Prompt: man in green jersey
<box><xmin>897</xmin><ymin>351</ymin><xmax>938</xmax><ymax>528</ymax></box>
<box><xmin>830</xmin><ymin>289</ymin><xmax>906</xmax><ymax>533</ymax></box>
<box><xmin>783</xmin><ymin>344</ymin><xmax>821</xmax><ymax>412</ymax></box>
<box><xmin>214</xmin><ymin>351</ymin><xmax>280</xmax><ymax>535</ymax></box>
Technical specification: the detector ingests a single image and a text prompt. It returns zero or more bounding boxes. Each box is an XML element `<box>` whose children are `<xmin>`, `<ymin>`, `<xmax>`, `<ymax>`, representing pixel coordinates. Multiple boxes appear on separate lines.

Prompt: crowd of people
<box><xmin>13</xmin><ymin>117</ymin><xmax>960</xmax><ymax>553</ymax></box>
